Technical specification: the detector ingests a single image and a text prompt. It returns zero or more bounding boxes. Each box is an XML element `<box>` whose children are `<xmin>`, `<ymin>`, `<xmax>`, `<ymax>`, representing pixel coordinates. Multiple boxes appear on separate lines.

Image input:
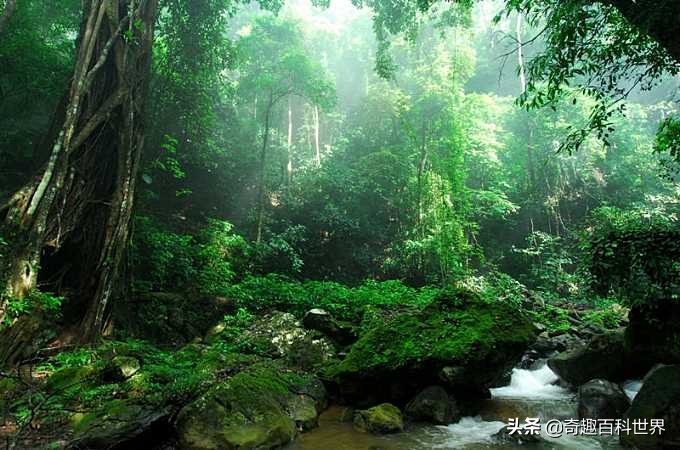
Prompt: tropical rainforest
<box><xmin>0</xmin><ymin>0</ymin><xmax>679</xmax><ymax>448</ymax></box>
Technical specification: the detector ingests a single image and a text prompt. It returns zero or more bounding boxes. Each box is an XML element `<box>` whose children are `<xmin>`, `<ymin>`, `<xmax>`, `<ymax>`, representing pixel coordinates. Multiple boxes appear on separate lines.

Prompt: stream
<box><xmin>287</xmin><ymin>363</ymin><xmax>643</xmax><ymax>450</ymax></box>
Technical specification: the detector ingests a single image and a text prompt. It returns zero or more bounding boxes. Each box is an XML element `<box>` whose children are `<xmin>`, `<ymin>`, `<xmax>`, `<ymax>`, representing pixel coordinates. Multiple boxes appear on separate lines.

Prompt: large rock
<box><xmin>620</xmin><ymin>365</ymin><xmax>680</xmax><ymax>449</ymax></box>
<box><xmin>353</xmin><ymin>403</ymin><xmax>404</xmax><ymax>434</ymax></box>
<box><xmin>328</xmin><ymin>287</ymin><xmax>536</xmax><ymax>404</ymax></box>
<box><xmin>494</xmin><ymin>425</ymin><xmax>543</xmax><ymax>445</ymax></box>
<box><xmin>404</xmin><ymin>386</ymin><xmax>459</xmax><ymax>425</ymax></box>
<box><xmin>302</xmin><ymin>308</ymin><xmax>357</xmax><ymax>346</ymax></box>
<box><xmin>548</xmin><ymin>330</ymin><xmax>633</xmax><ymax>385</ymax></box>
<box><xmin>577</xmin><ymin>379</ymin><xmax>630</xmax><ymax>419</ymax></box>
<box><xmin>176</xmin><ymin>364</ymin><xmax>318</xmax><ymax>450</ymax></box>
<box><xmin>287</xmin><ymin>395</ymin><xmax>319</xmax><ymax>431</ymax></box>
<box><xmin>68</xmin><ymin>400</ymin><xmax>171</xmax><ymax>449</ymax></box>
<box><xmin>240</xmin><ymin>312</ymin><xmax>334</xmax><ymax>369</ymax></box>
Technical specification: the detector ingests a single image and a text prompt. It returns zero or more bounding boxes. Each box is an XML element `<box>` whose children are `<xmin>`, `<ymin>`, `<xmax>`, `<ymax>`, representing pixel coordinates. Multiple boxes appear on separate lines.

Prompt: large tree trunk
<box><xmin>0</xmin><ymin>0</ymin><xmax>158</xmax><ymax>361</ymax></box>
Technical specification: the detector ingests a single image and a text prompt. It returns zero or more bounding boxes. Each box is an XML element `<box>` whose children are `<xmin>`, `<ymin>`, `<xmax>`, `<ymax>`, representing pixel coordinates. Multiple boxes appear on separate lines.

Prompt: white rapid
<box><xmin>427</xmin><ymin>362</ymin><xmax>625</xmax><ymax>449</ymax></box>
<box><xmin>490</xmin><ymin>364</ymin><xmax>571</xmax><ymax>400</ymax></box>
<box><xmin>427</xmin><ymin>417</ymin><xmax>507</xmax><ymax>448</ymax></box>
<box><xmin>622</xmin><ymin>379</ymin><xmax>643</xmax><ymax>400</ymax></box>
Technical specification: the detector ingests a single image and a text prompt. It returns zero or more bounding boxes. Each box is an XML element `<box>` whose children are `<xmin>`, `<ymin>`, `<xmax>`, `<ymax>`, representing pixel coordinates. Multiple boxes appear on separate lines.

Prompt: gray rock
<box><xmin>494</xmin><ymin>425</ymin><xmax>542</xmax><ymax>445</ymax></box>
<box><xmin>620</xmin><ymin>365</ymin><xmax>680</xmax><ymax>449</ymax></box>
<box><xmin>68</xmin><ymin>401</ymin><xmax>170</xmax><ymax>449</ymax></box>
<box><xmin>577</xmin><ymin>379</ymin><xmax>630</xmax><ymax>419</ymax></box>
<box><xmin>548</xmin><ymin>330</ymin><xmax>629</xmax><ymax>385</ymax></box>
<box><xmin>404</xmin><ymin>386</ymin><xmax>459</xmax><ymax>425</ymax></box>
<box><xmin>302</xmin><ymin>308</ymin><xmax>356</xmax><ymax>346</ymax></box>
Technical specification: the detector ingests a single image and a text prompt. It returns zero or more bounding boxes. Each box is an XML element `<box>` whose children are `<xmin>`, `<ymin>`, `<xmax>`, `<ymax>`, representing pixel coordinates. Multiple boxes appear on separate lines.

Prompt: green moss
<box><xmin>353</xmin><ymin>403</ymin><xmax>403</xmax><ymax>434</ymax></box>
<box><xmin>176</xmin><ymin>362</ymin><xmax>304</xmax><ymax>450</ymax></box>
<box><xmin>329</xmin><ymin>287</ymin><xmax>536</xmax><ymax>379</ymax></box>
<box><xmin>45</xmin><ymin>365</ymin><xmax>100</xmax><ymax>393</ymax></box>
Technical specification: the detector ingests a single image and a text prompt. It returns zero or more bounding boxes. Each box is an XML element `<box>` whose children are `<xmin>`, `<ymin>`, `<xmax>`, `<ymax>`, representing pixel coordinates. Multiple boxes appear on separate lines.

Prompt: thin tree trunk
<box><xmin>313</xmin><ymin>105</ymin><xmax>320</xmax><ymax>167</ymax></box>
<box><xmin>0</xmin><ymin>0</ymin><xmax>159</xmax><ymax>361</ymax></box>
<box><xmin>416</xmin><ymin>122</ymin><xmax>428</xmax><ymax>237</ymax></box>
<box><xmin>255</xmin><ymin>94</ymin><xmax>273</xmax><ymax>244</ymax></box>
<box><xmin>287</xmin><ymin>96</ymin><xmax>293</xmax><ymax>185</ymax></box>
<box><xmin>0</xmin><ymin>0</ymin><xmax>17</xmax><ymax>36</ymax></box>
<box><xmin>516</xmin><ymin>13</ymin><xmax>536</xmax><ymax>194</ymax></box>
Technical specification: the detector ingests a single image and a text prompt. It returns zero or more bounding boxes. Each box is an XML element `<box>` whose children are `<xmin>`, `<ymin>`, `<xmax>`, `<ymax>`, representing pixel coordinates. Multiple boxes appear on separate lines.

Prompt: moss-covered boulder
<box><xmin>45</xmin><ymin>365</ymin><xmax>101</xmax><ymax>393</ymax></box>
<box><xmin>176</xmin><ymin>364</ymin><xmax>320</xmax><ymax>450</ymax></box>
<box><xmin>353</xmin><ymin>403</ymin><xmax>404</xmax><ymax>434</ymax></box>
<box><xmin>328</xmin><ymin>288</ymin><xmax>536</xmax><ymax>403</ymax></box>
<box><xmin>69</xmin><ymin>399</ymin><xmax>171</xmax><ymax>449</ymax></box>
<box><xmin>287</xmin><ymin>395</ymin><xmax>319</xmax><ymax>431</ymax></box>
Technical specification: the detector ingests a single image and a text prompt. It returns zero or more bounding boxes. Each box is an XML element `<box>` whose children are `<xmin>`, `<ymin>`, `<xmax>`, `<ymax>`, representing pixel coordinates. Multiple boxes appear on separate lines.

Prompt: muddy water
<box><xmin>288</xmin><ymin>364</ymin><xmax>641</xmax><ymax>450</ymax></box>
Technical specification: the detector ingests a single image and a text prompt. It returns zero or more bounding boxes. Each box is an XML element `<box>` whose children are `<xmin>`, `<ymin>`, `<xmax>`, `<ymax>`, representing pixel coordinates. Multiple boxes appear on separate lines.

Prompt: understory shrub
<box><xmin>582</xmin><ymin>206</ymin><xmax>680</xmax><ymax>307</ymax></box>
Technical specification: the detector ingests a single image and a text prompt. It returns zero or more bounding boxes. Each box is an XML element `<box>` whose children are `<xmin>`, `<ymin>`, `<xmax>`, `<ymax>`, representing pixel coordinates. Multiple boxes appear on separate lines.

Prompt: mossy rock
<box><xmin>287</xmin><ymin>395</ymin><xmax>319</xmax><ymax>431</ymax></box>
<box><xmin>328</xmin><ymin>287</ymin><xmax>536</xmax><ymax>402</ymax></box>
<box><xmin>176</xmin><ymin>363</ymin><xmax>317</xmax><ymax>450</ymax></box>
<box><xmin>46</xmin><ymin>365</ymin><xmax>100</xmax><ymax>393</ymax></box>
<box><xmin>353</xmin><ymin>403</ymin><xmax>404</xmax><ymax>434</ymax></box>
<box><xmin>69</xmin><ymin>399</ymin><xmax>171</xmax><ymax>448</ymax></box>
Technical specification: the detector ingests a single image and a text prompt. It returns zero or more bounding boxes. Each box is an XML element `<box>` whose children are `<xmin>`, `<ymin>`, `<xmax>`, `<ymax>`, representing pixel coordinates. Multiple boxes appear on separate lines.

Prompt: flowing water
<box><xmin>288</xmin><ymin>363</ymin><xmax>644</xmax><ymax>450</ymax></box>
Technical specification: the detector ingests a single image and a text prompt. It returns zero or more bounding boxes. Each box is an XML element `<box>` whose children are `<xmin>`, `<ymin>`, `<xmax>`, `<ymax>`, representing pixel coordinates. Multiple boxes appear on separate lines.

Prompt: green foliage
<box><xmin>581</xmin><ymin>302</ymin><xmax>628</xmax><ymax>330</ymax></box>
<box><xmin>195</xmin><ymin>219</ymin><xmax>250</xmax><ymax>294</ymax></box>
<box><xmin>131</xmin><ymin>216</ymin><xmax>197</xmax><ymax>292</ymax></box>
<box><xmin>132</xmin><ymin>216</ymin><xmax>249</xmax><ymax>294</ymax></box>
<box><xmin>582</xmin><ymin>206</ymin><xmax>680</xmax><ymax>306</ymax></box>
<box><xmin>502</xmin><ymin>0</ymin><xmax>679</xmax><ymax>152</ymax></box>
<box><xmin>528</xmin><ymin>303</ymin><xmax>571</xmax><ymax>334</ymax></box>
<box><xmin>655</xmin><ymin>115</ymin><xmax>680</xmax><ymax>179</ymax></box>
<box><xmin>1</xmin><ymin>290</ymin><xmax>63</xmax><ymax>328</ymax></box>
<box><xmin>514</xmin><ymin>231</ymin><xmax>580</xmax><ymax>297</ymax></box>
<box><xmin>226</xmin><ymin>275</ymin><xmax>436</xmax><ymax>322</ymax></box>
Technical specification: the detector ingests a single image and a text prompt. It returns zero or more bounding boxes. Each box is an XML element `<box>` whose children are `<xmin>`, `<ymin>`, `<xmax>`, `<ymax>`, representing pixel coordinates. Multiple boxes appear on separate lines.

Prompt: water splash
<box><xmin>622</xmin><ymin>379</ymin><xmax>643</xmax><ymax>400</ymax></box>
<box><xmin>490</xmin><ymin>364</ymin><xmax>571</xmax><ymax>400</ymax></box>
<box><xmin>426</xmin><ymin>416</ymin><xmax>506</xmax><ymax>448</ymax></box>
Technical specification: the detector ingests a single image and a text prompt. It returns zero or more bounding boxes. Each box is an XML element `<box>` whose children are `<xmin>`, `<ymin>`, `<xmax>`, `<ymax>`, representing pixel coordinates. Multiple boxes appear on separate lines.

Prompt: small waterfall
<box><xmin>490</xmin><ymin>364</ymin><xmax>571</xmax><ymax>400</ymax></box>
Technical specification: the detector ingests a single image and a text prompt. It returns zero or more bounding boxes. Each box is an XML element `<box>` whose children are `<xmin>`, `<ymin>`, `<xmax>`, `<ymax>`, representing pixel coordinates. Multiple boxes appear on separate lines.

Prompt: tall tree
<box><xmin>0</xmin><ymin>0</ymin><xmax>159</xmax><ymax>361</ymax></box>
<box><xmin>236</xmin><ymin>16</ymin><xmax>334</xmax><ymax>243</ymax></box>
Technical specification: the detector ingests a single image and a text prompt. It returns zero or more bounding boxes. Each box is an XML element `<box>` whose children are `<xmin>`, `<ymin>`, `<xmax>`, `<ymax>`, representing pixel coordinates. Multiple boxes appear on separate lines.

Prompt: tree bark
<box><xmin>0</xmin><ymin>0</ymin><xmax>159</xmax><ymax>359</ymax></box>
<box><xmin>0</xmin><ymin>0</ymin><xmax>17</xmax><ymax>36</ymax></box>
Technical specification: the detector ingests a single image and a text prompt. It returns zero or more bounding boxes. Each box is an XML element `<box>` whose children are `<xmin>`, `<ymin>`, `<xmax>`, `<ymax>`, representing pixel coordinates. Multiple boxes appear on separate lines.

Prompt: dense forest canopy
<box><xmin>0</xmin><ymin>0</ymin><xmax>679</xmax><ymax>448</ymax></box>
